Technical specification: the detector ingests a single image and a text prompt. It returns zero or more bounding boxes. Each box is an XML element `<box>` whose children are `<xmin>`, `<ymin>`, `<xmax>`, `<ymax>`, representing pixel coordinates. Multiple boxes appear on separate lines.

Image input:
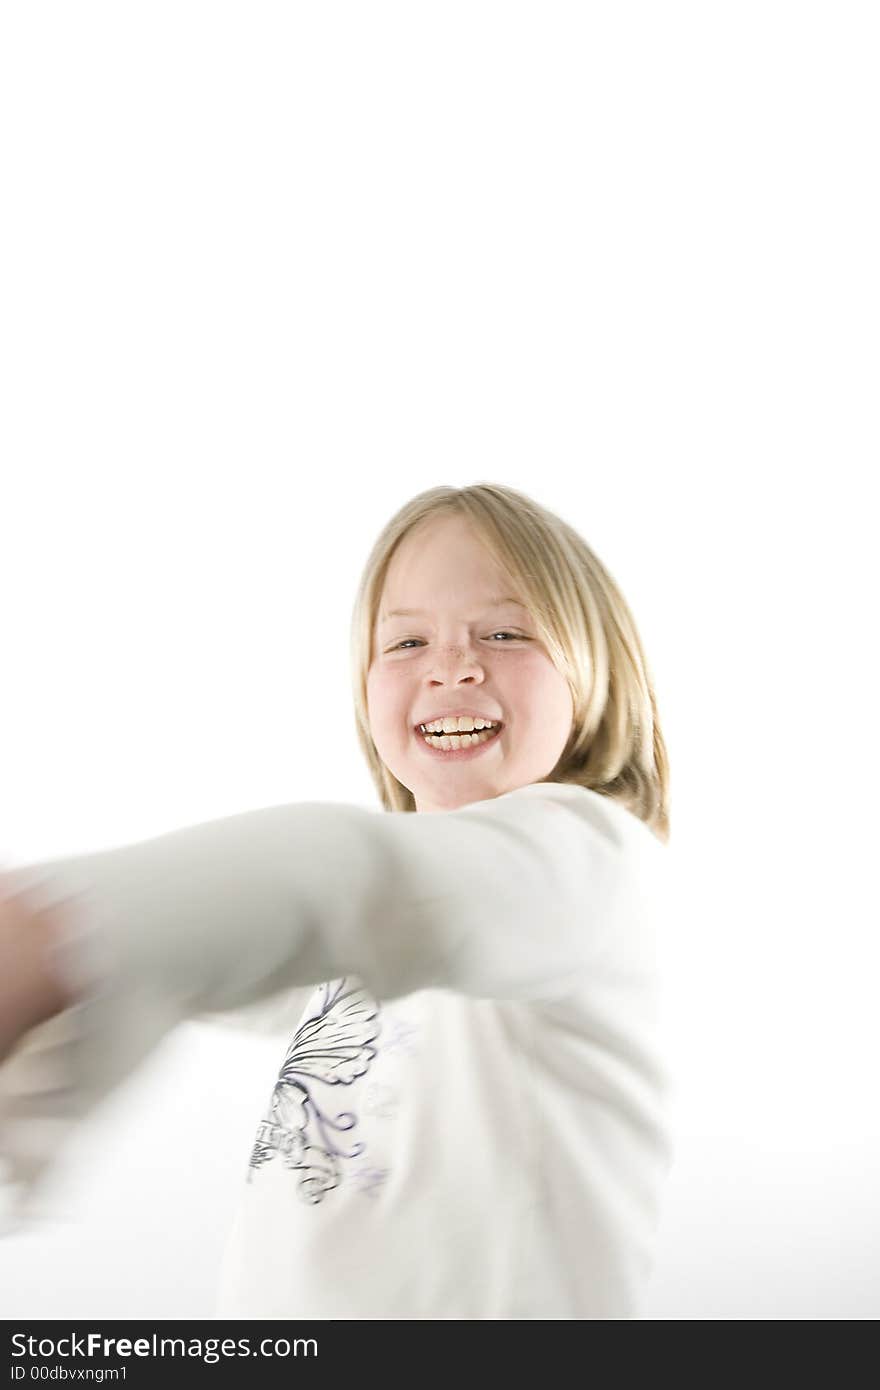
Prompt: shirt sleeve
<box><xmin>0</xmin><ymin>780</ymin><xmax>664</xmax><ymax>1232</ymax></box>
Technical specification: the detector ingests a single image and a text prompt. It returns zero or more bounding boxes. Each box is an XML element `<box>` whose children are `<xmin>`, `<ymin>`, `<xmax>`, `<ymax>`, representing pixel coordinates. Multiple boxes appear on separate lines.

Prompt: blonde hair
<box><xmin>350</xmin><ymin>483</ymin><xmax>670</xmax><ymax>844</ymax></box>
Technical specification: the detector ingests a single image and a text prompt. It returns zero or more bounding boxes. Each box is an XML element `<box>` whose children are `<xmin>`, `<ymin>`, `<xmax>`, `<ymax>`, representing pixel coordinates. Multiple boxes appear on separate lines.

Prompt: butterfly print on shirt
<box><xmin>246</xmin><ymin>978</ymin><xmax>381</xmax><ymax>1205</ymax></box>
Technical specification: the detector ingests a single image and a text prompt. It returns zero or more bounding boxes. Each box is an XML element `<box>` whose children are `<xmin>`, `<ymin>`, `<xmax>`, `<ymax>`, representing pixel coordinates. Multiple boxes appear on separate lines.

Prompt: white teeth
<box><xmin>421</xmin><ymin>727</ymin><xmax>500</xmax><ymax>750</ymax></box>
<box><xmin>418</xmin><ymin>716</ymin><xmax>499</xmax><ymax>734</ymax></box>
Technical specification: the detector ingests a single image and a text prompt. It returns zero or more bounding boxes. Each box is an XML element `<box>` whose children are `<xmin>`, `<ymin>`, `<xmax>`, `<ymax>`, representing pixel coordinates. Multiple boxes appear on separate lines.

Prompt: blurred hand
<box><xmin>0</xmin><ymin>873</ymin><xmax>76</xmax><ymax>1064</ymax></box>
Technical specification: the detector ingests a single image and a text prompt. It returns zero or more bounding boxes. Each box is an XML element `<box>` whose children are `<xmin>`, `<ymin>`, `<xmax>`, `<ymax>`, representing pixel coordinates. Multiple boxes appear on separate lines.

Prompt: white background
<box><xmin>1</xmin><ymin>1</ymin><xmax>877</xmax><ymax>1320</ymax></box>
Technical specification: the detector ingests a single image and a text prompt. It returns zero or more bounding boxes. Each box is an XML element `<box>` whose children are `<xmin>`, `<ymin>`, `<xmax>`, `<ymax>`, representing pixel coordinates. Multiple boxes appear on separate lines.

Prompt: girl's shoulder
<box><xmin>470</xmin><ymin>780</ymin><xmax>664</xmax><ymax>858</ymax></box>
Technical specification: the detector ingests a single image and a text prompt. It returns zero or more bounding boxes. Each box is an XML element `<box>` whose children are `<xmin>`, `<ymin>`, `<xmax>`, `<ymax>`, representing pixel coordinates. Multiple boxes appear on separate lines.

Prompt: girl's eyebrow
<box><xmin>380</xmin><ymin>597</ymin><xmax>526</xmax><ymax>623</ymax></box>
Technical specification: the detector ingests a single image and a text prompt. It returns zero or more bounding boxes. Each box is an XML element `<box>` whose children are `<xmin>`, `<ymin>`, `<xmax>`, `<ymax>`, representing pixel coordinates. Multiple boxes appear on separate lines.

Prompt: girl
<box><xmin>0</xmin><ymin>482</ymin><xmax>673</xmax><ymax>1320</ymax></box>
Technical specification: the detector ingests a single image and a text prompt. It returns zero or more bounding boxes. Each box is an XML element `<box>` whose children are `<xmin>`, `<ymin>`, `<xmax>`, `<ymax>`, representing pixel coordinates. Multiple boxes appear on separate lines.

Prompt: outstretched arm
<box><xmin>0</xmin><ymin>782</ymin><xmax>662</xmax><ymax>1229</ymax></box>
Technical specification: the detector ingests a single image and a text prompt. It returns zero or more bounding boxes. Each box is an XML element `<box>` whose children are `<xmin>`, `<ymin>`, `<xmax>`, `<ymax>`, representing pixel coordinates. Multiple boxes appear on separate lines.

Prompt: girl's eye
<box><xmin>391</xmin><ymin>631</ymin><xmax>523</xmax><ymax>650</ymax></box>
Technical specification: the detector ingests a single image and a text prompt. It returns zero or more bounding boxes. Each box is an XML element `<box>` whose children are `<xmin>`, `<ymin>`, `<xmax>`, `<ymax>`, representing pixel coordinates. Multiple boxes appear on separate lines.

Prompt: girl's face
<box><xmin>367</xmin><ymin>514</ymin><xmax>574</xmax><ymax>814</ymax></box>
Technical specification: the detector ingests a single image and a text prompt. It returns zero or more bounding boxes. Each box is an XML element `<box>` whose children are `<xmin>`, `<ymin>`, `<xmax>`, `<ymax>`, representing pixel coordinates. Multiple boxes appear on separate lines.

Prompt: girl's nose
<box><xmin>429</xmin><ymin>645</ymin><xmax>484</xmax><ymax>678</ymax></box>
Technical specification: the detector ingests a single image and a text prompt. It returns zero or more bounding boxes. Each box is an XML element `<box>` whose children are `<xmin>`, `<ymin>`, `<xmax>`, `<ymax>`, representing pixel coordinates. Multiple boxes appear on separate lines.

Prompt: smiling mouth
<box><xmin>416</xmin><ymin>723</ymin><xmax>503</xmax><ymax>749</ymax></box>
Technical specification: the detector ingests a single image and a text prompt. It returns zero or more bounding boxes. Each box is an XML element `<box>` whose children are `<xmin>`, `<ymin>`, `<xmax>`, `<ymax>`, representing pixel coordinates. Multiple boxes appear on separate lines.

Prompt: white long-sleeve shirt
<box><xmin>0</xmin><ymin>781</ymin><xmax>674</xmax><ymax>1319</ymax></box>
